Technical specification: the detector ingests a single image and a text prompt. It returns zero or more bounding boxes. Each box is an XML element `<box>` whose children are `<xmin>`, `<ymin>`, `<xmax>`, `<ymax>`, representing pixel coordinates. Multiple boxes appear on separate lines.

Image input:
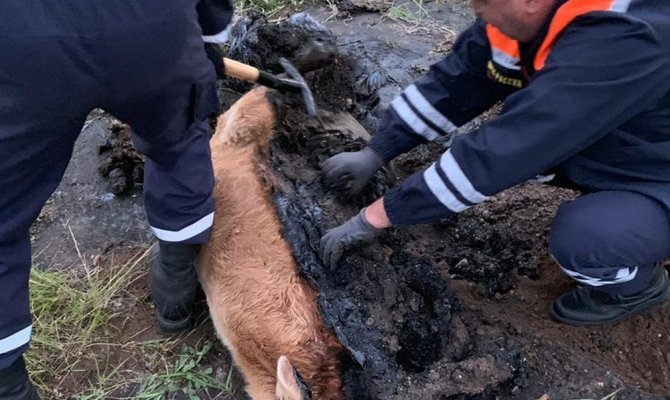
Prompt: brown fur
<box><xmin>197</xmin><ymin>87</ymin><xmax>345</xmax><ymax>400</ymax></box>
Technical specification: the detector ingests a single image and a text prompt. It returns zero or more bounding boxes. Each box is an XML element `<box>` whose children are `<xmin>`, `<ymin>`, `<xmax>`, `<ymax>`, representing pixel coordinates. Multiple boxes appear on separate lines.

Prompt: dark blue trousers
<box><xmin>549</xmin><ymin>191</ymin><xmax>670</xmax><ymax>296</ymax></box>
<box><xmin>0</xmin><ymin>1</ymin><xmax>218</xmax><ymax>369</ymax></box>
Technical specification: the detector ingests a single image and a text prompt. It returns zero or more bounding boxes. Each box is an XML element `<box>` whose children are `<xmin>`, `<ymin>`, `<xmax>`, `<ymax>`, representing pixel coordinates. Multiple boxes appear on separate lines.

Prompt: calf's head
<box><xmin>212</xmin><ymin>87</ymin><xmax>279</xmax><ymax>150</ymax></box>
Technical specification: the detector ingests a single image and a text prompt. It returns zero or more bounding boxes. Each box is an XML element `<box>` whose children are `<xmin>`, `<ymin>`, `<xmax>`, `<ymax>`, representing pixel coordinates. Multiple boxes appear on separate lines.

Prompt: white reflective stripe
<box><xmin>491</xmin><ymin>48</ymin><xmax>520</xmax><ymax>71</ymax></box>
<box><xmin>202</xmin><ymin>25</ymin><xmax>232</xmax><ymax>44</ymax></box>
<box><xmin>151</xmin><ymin>212</ymin><xmax>214</xmax><ymax>242</ymax></box>
<box><xmin>391</xmin><ymin>96</ymin><xmax>440</xmax><ymax>141</ymax></box>
<box><xmin>404</xmin><ymin>85</ymin><xmax>458</xmax><ymax>135</ymax></box>
<box><xmin>559</xmin><ymin>265</ymin><xmax>638</xmax><ymax>287</ymax></box>
<box><xmin>614</xmin><ymin>267</ymin><xmax>638</xmax><ymax>282</ymax></box>
<box><xmin>611</xmin><ymin>0</ymin><xmax>632</xmax><ymax>12</ymax></box>
<box><xmin>533</xmin><ymin>174</ymin><xmax>555</xmax><ymax>183</ymax></box>
<box><xmin>423</xmin><ymin>164</ymin><xmax>469</xmax><ymax>212</ymax></box>
<box><xmin>438</xmin><ymin>150</ymin><xmax>488</xmax><ymax>204</ymax></box>
<box><xmin>0</xmin><ymin>325</ymin><xmax>32</xmax><ymax>354</ymax></box>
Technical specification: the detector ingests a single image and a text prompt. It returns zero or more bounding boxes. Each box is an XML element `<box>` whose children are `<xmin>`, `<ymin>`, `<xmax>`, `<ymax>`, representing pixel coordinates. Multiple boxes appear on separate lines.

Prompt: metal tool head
<box><xmin>278</xmin><ymin>57</ymin><xmax>318</xmax><ymax>118</ymax></box>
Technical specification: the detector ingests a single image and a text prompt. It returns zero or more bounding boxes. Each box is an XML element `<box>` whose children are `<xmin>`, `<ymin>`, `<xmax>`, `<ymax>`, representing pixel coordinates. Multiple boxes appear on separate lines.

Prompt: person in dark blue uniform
<box><xmin>321</xmin><ymin>0</ymin><xmax>670</xmax><ymax>328</ymax></box>
<box><xmin>0</xmin><ymin>1</ymin><xmax>232</xmax><ymax>398</ymax></box>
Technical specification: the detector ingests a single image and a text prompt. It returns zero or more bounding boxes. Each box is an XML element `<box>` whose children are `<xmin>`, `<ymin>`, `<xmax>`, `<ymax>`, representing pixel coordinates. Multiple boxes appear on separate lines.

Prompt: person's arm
<box><xmin>322</xmin><ymin>19</ymin><xmax>519</xmax><ymax>194</ymax></box>
<box><xmin>383</xmin><ymin>14</ymin><xmax>670</xmax><ymax>227</ymax></box>
<box><xmin>197</xmin><ymin>0</ymin><xmax>234</xmax><ymax>43</ymax></box>
<box><xmin>197</xmin><ymin>0</ymin><xmax>234</xmax><ymax>77</ymax></box>
<box><xmin>368</xmin><ymin>18</ymin><xmax>519</xmax><ymax>162</ymax></box>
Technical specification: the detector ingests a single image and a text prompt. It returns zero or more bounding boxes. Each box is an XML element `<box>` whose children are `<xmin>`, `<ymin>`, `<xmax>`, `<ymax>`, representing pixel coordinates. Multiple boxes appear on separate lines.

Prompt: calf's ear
<box><xmin>275</xmin><ymin>356</ymin><xmax>310</xmax><ymax>400</ymax></box>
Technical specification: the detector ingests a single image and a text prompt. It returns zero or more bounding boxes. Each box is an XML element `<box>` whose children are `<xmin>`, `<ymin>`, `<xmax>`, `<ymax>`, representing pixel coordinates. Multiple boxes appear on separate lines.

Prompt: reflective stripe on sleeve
<box><xmin>422</xmin><ymin>150</ymin><xmax>489</xmax><ymax>213</ymax></box>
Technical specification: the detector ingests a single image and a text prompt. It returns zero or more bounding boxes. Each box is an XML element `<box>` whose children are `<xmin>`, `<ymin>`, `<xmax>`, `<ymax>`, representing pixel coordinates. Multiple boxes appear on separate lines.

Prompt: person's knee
<box><xmin>550</xmin><ymin>192</ymin><xmax>670</xmax><ymax>270</ymax></box>
<box><xmin>549</xmin><ymin>200</ymin><xmax>606</xmax><ymax>269</ymax></box>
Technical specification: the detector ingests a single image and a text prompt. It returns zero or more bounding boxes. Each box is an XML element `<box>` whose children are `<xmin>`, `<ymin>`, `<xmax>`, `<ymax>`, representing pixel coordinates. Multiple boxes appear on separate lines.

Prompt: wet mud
<box><xmin>224</xmin><ymin>12</ymin><xmax>339</xmax><ymax>89</ymax></box>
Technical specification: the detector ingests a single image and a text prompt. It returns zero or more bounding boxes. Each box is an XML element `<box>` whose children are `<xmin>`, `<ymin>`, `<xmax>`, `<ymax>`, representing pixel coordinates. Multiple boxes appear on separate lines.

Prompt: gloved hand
<box><xmin>204</xmin><ymin>43</ymin><xmax>226</xmax><ymax>79</ymax></box>
<box><xmin>321</xmin><ymin>147</ymin><xmax>384</xmax><ymax>195</ymax></box>
<box><xmin>320</xmin><ymin>208</ymin><xmax>384</xmax><ymax>269</ymax></box>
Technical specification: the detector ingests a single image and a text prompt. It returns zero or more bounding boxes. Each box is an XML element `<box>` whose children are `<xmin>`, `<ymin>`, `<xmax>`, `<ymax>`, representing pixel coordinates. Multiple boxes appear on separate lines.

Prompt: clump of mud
<box><xmin>224</xmin><ymin>12</ymin><xmax>337</xmax><ymax>85</ymax></box>
<box><xmin>387</xmin><ymin>145</ymin><xmax>579</xmax><ymax>295</ymax></box>
<box><xmin>98</xmin><ymin>123</ymin><xmax>144</xmax><ymax>195</ymax></box>
<box><xmin>221</xmin><ymin>10</ymin><xmax>385</xmax><ymax>126</ymax></box>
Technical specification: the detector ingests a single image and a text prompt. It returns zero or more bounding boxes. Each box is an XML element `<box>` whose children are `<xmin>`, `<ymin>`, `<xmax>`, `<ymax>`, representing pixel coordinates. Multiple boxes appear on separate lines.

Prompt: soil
<box><xmin>31</xmin><ymin>2</ymin><xmax>670</xmax><ymax>399</ymax></box>
<box><xmin>98</xmin><ymin>122</ymin><xmax>144</xmax><ymax>196</ymax></box>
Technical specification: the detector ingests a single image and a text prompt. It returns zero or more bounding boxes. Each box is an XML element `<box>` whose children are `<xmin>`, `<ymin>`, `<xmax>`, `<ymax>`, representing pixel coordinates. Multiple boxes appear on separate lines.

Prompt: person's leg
<box><xmin>0</xmin><ymin>358</ymin><xmax>39</xmax><ymax>400</ymax></box>
<box><xmin>549</xmin><ymin>191</ymin><xmax>670</xmax><ymax>326</ymax></box>
<box><xmin>0</xmin><ymin>28</ymin><xmax>97</xmax><ymax>398</ymax></box>
<box><xmin>101</xmin><ymin>7</ymin><xmax>220</xmax><ymax>333</ymax></box>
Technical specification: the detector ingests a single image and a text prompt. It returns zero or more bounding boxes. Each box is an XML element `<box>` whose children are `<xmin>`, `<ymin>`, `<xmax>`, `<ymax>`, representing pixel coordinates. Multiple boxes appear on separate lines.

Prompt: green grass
<box><xmin>27</xmin><ymin>248</ymin><xmax>150</xmax><ymax>393</ymax></box>
<box><xmin>25</xmin><ymin>246</ymin><xmax>233</xmax><ymax>399</ymax></box>
<box><xmin>234</xmin><ymin>0</ymin><xmax>306</xmax><ymax>17</ymax></box>
<box><xmin>132</xmin><ymin>342</ymin><xmax>234</xmax><ymax>400</ymax></box>
<box><xmin>386</xmin><ymin>0</ymin><xmax>428</xmax><ymax>24</ymax></box>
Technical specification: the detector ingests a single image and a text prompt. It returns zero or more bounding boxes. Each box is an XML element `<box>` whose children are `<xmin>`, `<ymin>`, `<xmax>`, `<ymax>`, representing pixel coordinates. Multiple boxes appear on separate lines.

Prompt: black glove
<box><xmin>321</xmin><ymin>147</ymin><xmax>384</xmax><ymax>195</ymax></box>
<box><xmin>204</xmin><ymin>43</ymin><xmax>226</xmax><ymax>79</ymax></box>
<box><xmin>320</xmin><ymin>208</ymin><xmax>384</xmax><ymax>269</ymax></box>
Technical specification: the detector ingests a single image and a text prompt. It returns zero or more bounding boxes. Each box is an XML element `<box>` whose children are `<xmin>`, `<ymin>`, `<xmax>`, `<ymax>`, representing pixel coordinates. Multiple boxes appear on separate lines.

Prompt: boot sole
<box><xmin>551</xmin><ymin>283</ymin><xmax>670</xmax><ymax>327</ymax></box>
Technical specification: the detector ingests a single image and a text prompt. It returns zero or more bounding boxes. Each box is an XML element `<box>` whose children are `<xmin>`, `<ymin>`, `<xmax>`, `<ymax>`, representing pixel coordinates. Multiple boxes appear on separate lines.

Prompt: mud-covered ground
<box><xmin>31</xmin><ymin>1</ymin><xmax>670</xmax><ymax>399</ymax></box>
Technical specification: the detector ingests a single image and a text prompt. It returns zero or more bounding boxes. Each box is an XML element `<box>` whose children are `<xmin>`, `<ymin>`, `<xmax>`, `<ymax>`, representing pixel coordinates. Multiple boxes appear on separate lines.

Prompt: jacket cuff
<box><xmin>383</xmin><ymin>188</ymin><xmax>412</xmax><ymax>227</ymax></box>
<box><xmin>196</xmin><ymin>0</ymin><xmax>234</xmax><ymax>36</ymax></box>
<box><xmin>382</xmin><ymin>167</ymin><xmax>459</xmax><ymax>227</ymax></box>
<box><xmin>202</xmin><ymin>25</ymin><xmax>232</xmax><ymax>44</ymax></box>
<box><xmin>368</xmin><ymin>128</ymin><xmax>424</xmax><ymax>163</ymax></box>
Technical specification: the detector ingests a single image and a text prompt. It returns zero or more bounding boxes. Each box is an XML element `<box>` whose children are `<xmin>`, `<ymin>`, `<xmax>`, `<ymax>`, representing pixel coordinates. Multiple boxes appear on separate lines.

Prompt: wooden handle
<box><xmin>222</xmin><ymin>58</ymin><xmax>260</xmax><ymax>83</ymax></box>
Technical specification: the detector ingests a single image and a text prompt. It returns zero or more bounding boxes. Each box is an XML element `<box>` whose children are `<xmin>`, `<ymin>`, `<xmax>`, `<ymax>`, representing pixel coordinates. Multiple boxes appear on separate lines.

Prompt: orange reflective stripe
<box><xmin>534</xmin><ymin>0</ymin><xmax>632</xmax><ymax>71</ymax></box>
<box><xmin>486</xmin><ymin>24</ymin><xmax>521</xmax><ymax>70</ymax></box>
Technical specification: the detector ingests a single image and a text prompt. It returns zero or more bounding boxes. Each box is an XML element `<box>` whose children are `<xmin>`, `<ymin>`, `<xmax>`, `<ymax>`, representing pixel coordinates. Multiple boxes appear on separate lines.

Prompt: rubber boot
<box><xmin>0</xmin><ymin>357</ymin><xmax>40</xmax><ymax>400</ymax></box>
<box><xmin>552</xmin><ymin>264</ymin><xmax>670</xmax><ymax>326</ymax></box>
<box><xmin>150</xmin><ymin>240</ymin><xmax>199</xmax><ymax>335</ymax></box>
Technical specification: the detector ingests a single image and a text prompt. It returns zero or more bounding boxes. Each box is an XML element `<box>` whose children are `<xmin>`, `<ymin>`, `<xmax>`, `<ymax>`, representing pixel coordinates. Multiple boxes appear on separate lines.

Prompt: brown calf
<box><xmin>196</xmin><ymin>87</ymin><xmax>345</xmax><ymax>400</ymax></box>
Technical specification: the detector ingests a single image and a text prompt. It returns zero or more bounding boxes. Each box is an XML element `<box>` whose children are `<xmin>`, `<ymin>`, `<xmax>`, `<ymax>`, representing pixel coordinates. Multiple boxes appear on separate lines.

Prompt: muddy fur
<box><xmin>196</xmin><ymin>87</ymin><xmax>345</xmax><ymax>400</ymax></box>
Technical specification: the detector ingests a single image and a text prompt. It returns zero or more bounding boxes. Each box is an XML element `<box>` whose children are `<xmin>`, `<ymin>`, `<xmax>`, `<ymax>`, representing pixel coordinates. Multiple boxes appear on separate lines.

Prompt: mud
<box><xmin>224</xmin><ymin>12</ymin><xmax>339</xmax><ymax>91</ymax></box>
<box><xmin>98</xmin><ymin>122</ymin><xmax>144</xmax><ymax>196</ymax></box>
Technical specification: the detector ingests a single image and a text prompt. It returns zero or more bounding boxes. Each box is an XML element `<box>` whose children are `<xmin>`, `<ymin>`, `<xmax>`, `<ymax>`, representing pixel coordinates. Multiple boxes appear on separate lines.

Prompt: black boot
<box><xmin>150</xmin><ymin>240</ymin><xmax>199</xmax><ymax>334</ymax></box>
<box><xmin>0</xmin><ymin>357</ymin><xmax>40</xmax><ymax>400</ymax></box>
<box><xmin>552</xmin><ymin>264</ymin><xmax>670</xmax><ymax>326</ymax></box>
